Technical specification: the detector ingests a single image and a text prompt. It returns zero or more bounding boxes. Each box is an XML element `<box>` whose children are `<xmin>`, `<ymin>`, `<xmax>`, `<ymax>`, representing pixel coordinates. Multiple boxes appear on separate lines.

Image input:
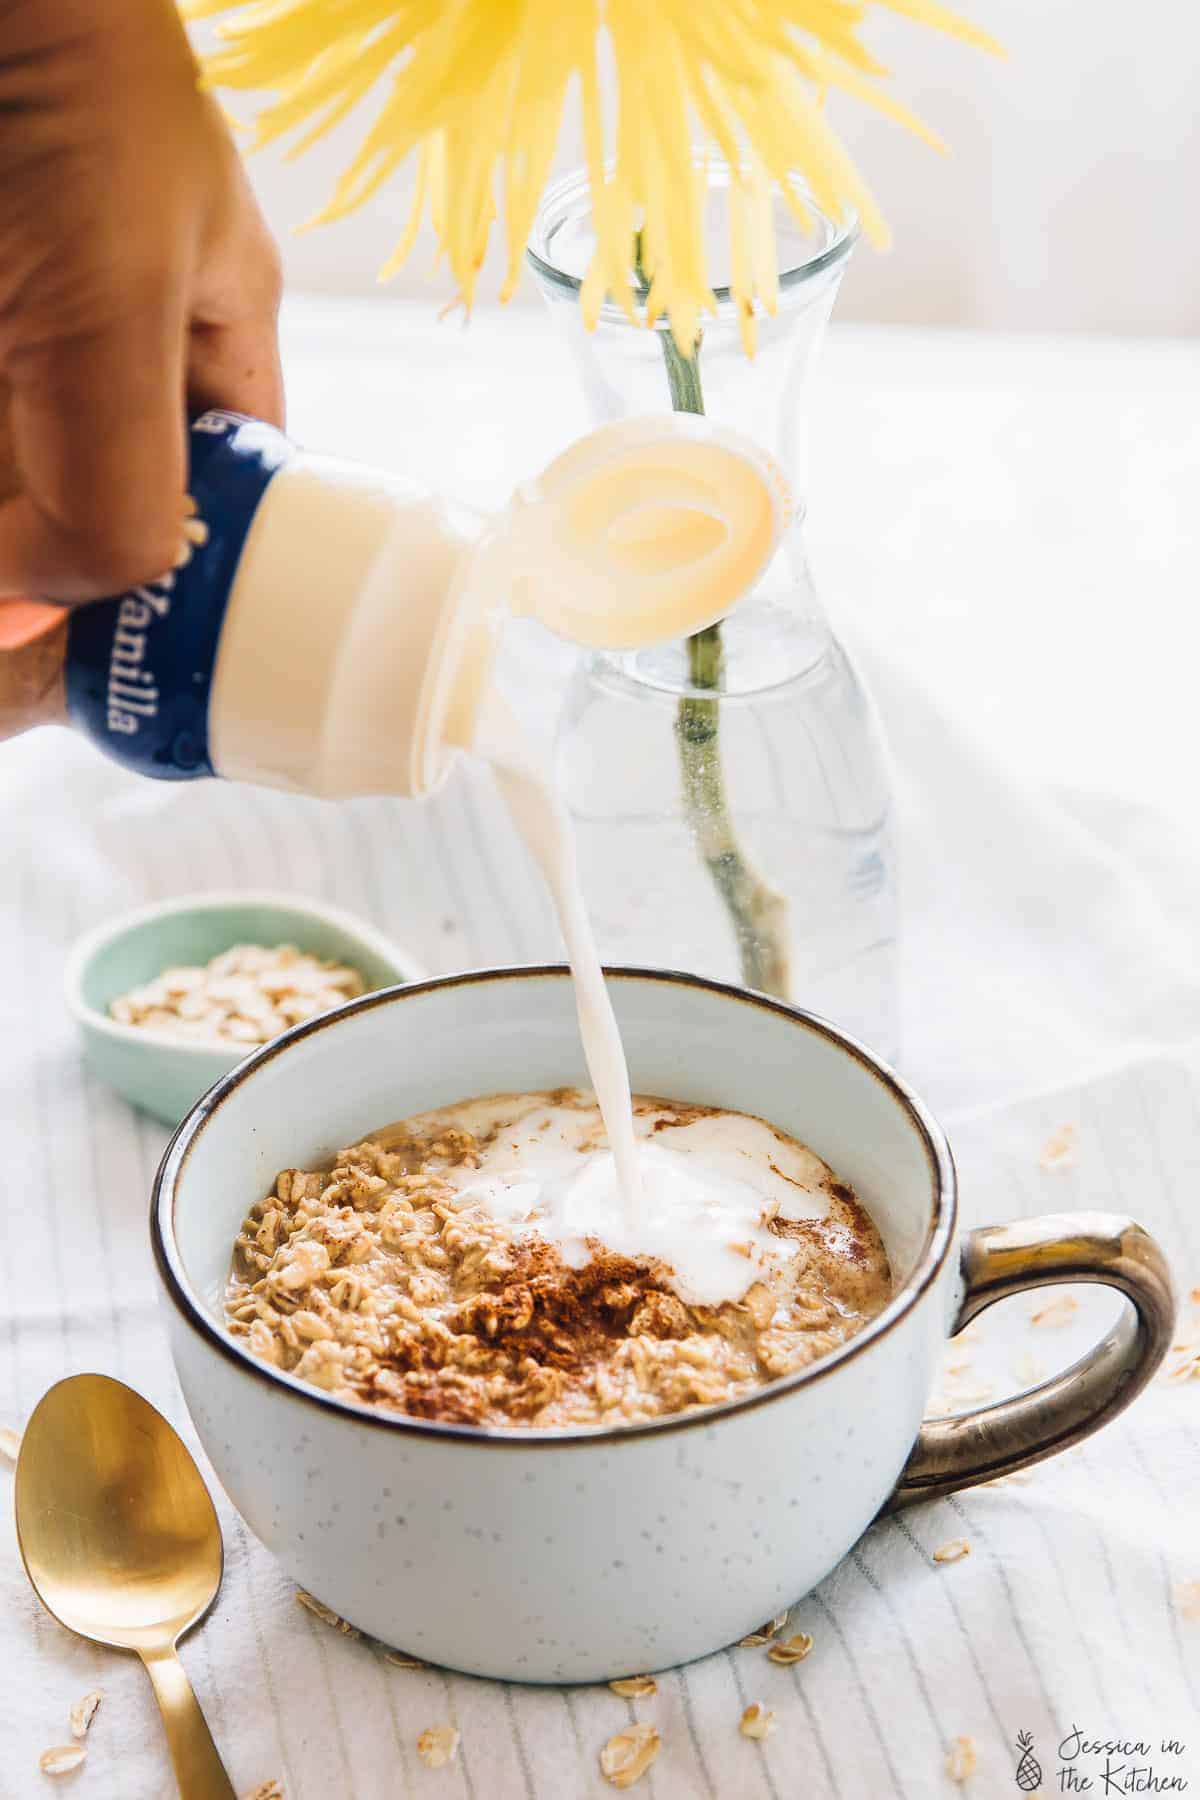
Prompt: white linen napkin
<box><xmin>0</xmin><ymin>712</ymin><xmax>1195</xmax><ymax>1799</ymax></box>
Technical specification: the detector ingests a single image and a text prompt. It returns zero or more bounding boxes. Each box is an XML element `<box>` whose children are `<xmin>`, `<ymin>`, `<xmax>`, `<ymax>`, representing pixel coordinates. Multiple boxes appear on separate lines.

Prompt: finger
<box><xmin>0</xmin><ymin>600</ymin><xmax>69</xmax><ymax>736</ymax></box>
<box><xmin>188</xmin><ymin>147</ymin><xmax>285</xmax><ymax>430</ymax></box>
<box><xmin>0</xmin><ymin>296</ymin><xmax>187</xmax><ymax>602</ymax></box>
<box><xmin>188</xmin><ymin>314</ymin><xmax>285</xmax><ymax>430</ymax></box>
<box><xmin>0</xmin><ymin>383</ymin><xmax>21</xmax><ymax>509</ymax></box>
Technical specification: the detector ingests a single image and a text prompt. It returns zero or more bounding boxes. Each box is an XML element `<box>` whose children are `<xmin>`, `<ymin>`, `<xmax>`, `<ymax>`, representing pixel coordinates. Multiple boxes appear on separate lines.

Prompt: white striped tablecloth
<box><xmin>0</xmin><ymin>728</ymin><xmax>1196</xmax><ymax>1800</ymax></box>
<box><xmin>1</xmin><ymin>306</ymin><xmax>1198</xmax><ymax>1796</ymax></box>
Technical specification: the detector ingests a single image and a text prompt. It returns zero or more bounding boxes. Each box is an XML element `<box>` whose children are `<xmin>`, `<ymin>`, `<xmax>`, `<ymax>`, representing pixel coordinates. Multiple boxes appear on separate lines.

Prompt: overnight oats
<box><xmin>224</xmin><ymin>1089</ymin><xmax>892</xmax><ymax>1428</ymax></box>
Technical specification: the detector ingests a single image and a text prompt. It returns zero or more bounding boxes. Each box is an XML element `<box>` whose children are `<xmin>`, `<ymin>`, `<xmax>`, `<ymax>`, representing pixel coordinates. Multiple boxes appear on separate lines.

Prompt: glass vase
<box><xmin>527</xmin><ymin>167</ymin><xmax>898</xmax><ymax>1059</ymax></box>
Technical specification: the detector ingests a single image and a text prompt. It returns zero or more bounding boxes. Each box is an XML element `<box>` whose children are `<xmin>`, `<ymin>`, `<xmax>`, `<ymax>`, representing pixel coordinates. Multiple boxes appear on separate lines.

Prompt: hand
<box><xmin>0</xmin><ymin>0</ymin><xmax>284</xmax><ymax>602</ymax></box>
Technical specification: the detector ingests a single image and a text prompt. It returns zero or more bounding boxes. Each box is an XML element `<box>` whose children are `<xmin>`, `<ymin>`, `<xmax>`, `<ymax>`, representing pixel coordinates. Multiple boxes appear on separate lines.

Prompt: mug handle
<box><xmin>888</xmin><ymin>1211</ymin><xmax>1175</xmax><ymax>1510</ymax></box>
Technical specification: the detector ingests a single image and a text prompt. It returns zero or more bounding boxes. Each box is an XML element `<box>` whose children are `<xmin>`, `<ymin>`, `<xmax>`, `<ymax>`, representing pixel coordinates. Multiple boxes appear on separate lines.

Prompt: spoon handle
<box><xmin>139</xmin><ymin>1646</ymin><xmax>236</xmax><ymax>1799</ymax></box>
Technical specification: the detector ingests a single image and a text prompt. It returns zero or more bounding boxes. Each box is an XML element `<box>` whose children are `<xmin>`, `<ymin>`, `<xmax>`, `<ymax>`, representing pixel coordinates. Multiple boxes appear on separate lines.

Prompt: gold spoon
<box><xmin>15</xmin><ymin>1373</ymin><xmax>235</xmax><ymax>1799</ymax></box>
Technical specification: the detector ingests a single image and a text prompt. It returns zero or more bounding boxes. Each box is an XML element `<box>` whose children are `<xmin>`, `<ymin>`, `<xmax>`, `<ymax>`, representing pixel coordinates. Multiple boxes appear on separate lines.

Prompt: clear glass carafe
<box><xmin>528</xmin><ymin>167</ymin><xmax>898</xmax><ymax>1058</ymax></box>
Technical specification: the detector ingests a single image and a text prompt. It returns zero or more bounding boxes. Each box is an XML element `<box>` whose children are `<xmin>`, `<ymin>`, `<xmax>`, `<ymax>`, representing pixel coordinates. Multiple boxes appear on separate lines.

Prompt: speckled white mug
<box><xmin>152</xmin><ymin>968</ymin><xmax>1172</xmax><ymax>1682</ymax></box>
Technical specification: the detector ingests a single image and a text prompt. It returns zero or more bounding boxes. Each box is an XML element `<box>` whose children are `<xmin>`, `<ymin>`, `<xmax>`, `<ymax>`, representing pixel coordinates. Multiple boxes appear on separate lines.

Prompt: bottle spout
<box><xmin>413</xmin><ymin>414</ymin><xmax>790</xmax><ymax>792</ymax></box>
<box><xmin>500</xmin><ymin>414</ymin><xmax>791</xmax><ymax>651</ymax></box>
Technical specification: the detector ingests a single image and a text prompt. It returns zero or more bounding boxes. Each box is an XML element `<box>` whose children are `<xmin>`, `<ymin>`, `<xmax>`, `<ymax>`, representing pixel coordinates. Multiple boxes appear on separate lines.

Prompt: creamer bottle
<box><xmin>0</xmin><ymin>409</ymin><xmax>788</xmax><ymax>794</ymax></box>
<box><xmin>0</xmin><ymin>407</ymin><xmax>790</xmax><ymax>1217</ymax></box>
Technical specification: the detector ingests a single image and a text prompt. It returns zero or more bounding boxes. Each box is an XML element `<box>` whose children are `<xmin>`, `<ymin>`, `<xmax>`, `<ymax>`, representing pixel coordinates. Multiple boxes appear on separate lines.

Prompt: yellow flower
<box><xmin>183</xmin><ymin>0</ymin><xmax>999</xmax><ymax>351</ymax></box>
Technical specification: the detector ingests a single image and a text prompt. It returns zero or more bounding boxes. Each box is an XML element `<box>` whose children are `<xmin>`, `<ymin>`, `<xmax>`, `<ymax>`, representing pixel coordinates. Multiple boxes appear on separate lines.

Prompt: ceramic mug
<box><xmin>152</xmin><ymin>969</ymin><xmax>1173</xmax><ymax>1682</ymax></box>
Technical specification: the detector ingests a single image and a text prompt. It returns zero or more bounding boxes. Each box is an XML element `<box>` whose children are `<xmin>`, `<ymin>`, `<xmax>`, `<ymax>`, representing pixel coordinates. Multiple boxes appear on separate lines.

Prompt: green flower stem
<box><xmin>636</xmin><ymin>239</ymin><xmax>791</xmax><ymax>997</ymax></box>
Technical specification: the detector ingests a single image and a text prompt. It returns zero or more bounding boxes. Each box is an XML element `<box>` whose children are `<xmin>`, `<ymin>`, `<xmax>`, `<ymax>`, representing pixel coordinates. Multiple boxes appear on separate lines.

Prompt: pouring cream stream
<box><xmin>465</xmin><ymin>419</ymin><xmax>790</xmax><ymax>1240</ymax></box>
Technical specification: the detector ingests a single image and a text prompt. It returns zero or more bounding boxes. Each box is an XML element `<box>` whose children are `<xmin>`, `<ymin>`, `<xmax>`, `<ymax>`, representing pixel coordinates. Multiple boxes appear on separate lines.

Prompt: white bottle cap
<box><xmin>504</xmin><ymin>414</ymin><xmax>791</xmax><ymax>649</ymax></box>
<box><xmin>413</xmin><ymin>414</ymin><xmax>791</xmax><ymax>790</ymax></box>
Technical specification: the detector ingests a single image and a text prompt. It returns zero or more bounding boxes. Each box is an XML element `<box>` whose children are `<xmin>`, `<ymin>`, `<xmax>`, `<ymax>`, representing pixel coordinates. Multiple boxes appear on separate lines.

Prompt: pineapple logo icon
<box><xmin>1014</xmin><ymin>1731</ymin><xmax>1042</xmax><ymax>1791</ymax></box>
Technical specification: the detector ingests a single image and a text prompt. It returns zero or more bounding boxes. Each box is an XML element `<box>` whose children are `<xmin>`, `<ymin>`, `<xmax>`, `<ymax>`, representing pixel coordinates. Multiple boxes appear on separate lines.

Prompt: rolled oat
<box><xmin>740</xmin><ymin>1703</ymin><xmax>776</xmax><ymax>1741</ymax></box>
<box><xmin>416</xmin><ymin>1725</ymin><xmax>459</xmax><ymax>1769</ymax></box>
<box><xmin>39</xmin><ymin>1746</ymin><xmax>86</xmax><ymax>1776</ymax></box>
<box><xmin>600</xmin><ymin>1723</ymin><xmax>661</xmax><ymax>1788</ymax></box>
<box><xmin>737</xmin><ymin>1608</ymin><xmax>789</xmax><ymax>1648</ymax></box>
<box><xmin>1176</xmin><ymin>1580</ymin><xmax>1200</xmax><ymax>1621</ymax></box>
<box><xmin>68</xmin><ymin>1692</ymin><xmax>101</xmax><ymax>1739</ymax></box>
<box><xmin>296</xmin><ymin>1589</ymin><xmax>360</xmax><ymax>1637</ymax></box>
<box><xmin>1039</xmin><ymin>1124</ymin><xmax>1078</xmax><ymax>1170</ymax></box>
<box><xmin>945</xmin><ymin>1735</ymin><xmax>977</xmax><ymax>1782</ymax></box>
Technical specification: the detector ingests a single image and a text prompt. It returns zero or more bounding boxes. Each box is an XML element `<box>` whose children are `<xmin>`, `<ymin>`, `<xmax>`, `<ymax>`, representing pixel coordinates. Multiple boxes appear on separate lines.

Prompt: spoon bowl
<box><xmin>16</xmin><ymin>1374</ymin><xmax>235</xmax><ymax>1798</ymax></box>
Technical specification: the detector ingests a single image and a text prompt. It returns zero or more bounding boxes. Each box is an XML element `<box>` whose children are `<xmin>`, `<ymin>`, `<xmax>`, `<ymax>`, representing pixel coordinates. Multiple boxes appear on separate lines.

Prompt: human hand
<box><xmin>0</xmin><ymin>0</ymin><xmax>283</xmax><ymax>602</ymax></box>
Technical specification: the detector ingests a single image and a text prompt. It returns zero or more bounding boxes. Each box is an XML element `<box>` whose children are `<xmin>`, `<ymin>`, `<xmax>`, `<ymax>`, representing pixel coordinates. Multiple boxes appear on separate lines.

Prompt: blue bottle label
<box><xmin>64</xmin><ymin>410</ymin><xmax>293</xmax><ymax>780</ymax></box>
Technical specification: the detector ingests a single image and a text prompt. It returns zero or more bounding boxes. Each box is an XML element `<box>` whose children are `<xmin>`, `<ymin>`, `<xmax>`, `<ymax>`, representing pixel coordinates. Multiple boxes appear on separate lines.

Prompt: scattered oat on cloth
<box><xmin>767</xmin><ymin>1632</ymin><xmax>814</xmax><ymax>1665</ymax></box>
<box><xmin>39</xmin><ymin>1745</ymin><xmax>86</xmax><ymax>1777</ymax></box>
<box><xmin>608</xmin><ymin>1676</ymin><xmax>656</xmax><ymax>1698</ymax></box>
<box><xmin>417</xmin><ymin>1725</ymin><xmax>459</xmax><ymax>1769</ymax></box>
<box><xmin>740</xmin><ymin>1704</ymin><xmax>776</xmax><ymax>1741</ymax></box>
<box><xmin>599</xmin><ymin>1724</ymin><xmax>660</xmax><ymax>1789</ymax></box>
<box><xmin>69</xmin><ymin>1692</ymin><xmax>101</xmax><ymax>1739</ymax></box>
<box><xmin>945</xmin><ymin>1735</ymin><xmax>977</xmax><ymax>1782</ymax></box>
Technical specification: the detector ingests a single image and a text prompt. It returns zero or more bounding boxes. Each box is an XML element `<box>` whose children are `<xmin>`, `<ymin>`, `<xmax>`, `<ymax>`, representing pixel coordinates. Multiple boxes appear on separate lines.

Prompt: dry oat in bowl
<box><xmin>223</xmin><ymin>1088</ymin><xmax>893</xmax><ymax>1430</ymax></box>
<box><xmin>110</xmin><ymin>944</ymin><xmax>364</xmax><ymax>1049</ymax></box>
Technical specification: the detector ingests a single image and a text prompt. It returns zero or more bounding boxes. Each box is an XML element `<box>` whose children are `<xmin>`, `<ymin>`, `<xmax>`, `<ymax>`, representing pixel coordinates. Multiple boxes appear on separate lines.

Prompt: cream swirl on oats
<box><xmin>225</xmin><ymin>1088</ymin><xmax>892</xmax><ymax>1428</ymax></box>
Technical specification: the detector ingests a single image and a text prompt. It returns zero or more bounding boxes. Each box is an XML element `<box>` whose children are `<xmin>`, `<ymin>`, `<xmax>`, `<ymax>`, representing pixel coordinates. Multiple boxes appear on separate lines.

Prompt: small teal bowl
<box><xmin>65</xmin><ymin>890</ymin><xmax>422</xmax><ymax>1127</ymax></box>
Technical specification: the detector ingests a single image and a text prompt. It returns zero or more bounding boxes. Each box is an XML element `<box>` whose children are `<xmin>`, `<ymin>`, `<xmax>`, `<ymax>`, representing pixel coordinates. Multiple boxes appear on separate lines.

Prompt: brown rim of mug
<box><xmin>151</xmin><ymin>965</ymin><xmax>957</xmax><ymax>1450</ymax></box>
